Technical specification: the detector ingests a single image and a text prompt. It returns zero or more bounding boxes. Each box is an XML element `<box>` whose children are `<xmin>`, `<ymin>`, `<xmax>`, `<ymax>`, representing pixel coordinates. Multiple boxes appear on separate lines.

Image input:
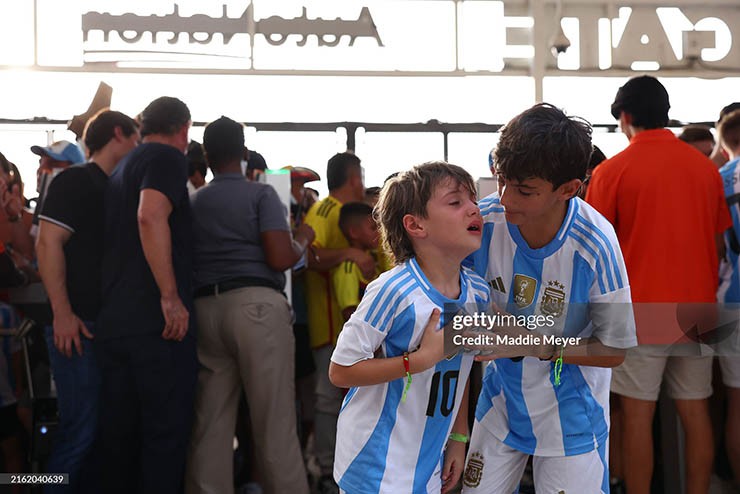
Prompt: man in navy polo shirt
<box><xmin>96</xmin><ymin>97</ymin><xmax>196</xmax><ymax>494</ymax></box>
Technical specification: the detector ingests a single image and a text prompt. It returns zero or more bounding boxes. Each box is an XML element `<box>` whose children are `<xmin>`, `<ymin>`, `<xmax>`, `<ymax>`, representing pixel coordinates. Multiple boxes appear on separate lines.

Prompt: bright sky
<box><xmin>0</xmin><ymin>1</ymin><xmax>737</xmax><ymax>195</ymax></box>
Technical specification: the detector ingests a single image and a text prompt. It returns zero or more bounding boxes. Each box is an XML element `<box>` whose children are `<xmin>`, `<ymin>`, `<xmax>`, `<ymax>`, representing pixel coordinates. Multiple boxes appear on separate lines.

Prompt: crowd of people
<box><xmin>0</xmin><ymin>75</ymin><xmax>738</xmax><ymax>494</ymax></box>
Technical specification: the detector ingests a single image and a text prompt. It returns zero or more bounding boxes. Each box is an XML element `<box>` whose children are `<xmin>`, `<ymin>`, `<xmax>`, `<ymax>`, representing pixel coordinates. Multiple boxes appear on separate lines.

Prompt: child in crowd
<box><xmin>716</xmin><ymin>109</ymin><xmax>740</xmax><ymax>487</ymax></box>
<box><xmin>463</xmin><ymin>103</ymin><xmax>637</xmax><ymax>493</ymax></box>
<box><xmin>332</xmin><ymin>202</ymin><xmax>383</xmax><ymax>321</ymax></box>
<box><xmin>329</xmin><ymin>162</ymin><xmax>490</xmax><ymax>494</ymax></box>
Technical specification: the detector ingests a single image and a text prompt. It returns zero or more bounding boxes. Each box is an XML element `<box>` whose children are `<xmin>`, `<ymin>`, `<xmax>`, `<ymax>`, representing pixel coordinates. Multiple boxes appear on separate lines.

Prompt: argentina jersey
<box><xmin>469</xmin><ymin>194</ymin><xmax>637</xmax><ymax>457</ymax></box>
<box><xmin>332</xmin><ymin>258</ymin><xmax>490</xmax><ymax>494</ymax></box>
<box><xmin>718</xmin><ymin>157</ymin><xmax>740</xmax><ymax>303</ymax></box>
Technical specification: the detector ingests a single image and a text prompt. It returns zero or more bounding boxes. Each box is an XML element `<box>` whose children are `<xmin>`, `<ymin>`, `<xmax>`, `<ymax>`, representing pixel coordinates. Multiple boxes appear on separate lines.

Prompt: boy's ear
<box><xmin>558</xmin><ymin>178</ymin><xmax>582</xmax><ymax>200</ymax></box>
<box><xmin>619</xmin><ymin>111</ymin><xmax>635</xmax><ymax>133</ymax></box>
<box><xmin>402</xmin><ymin>214</ymin><xmax>426</xmax><ymax>239</ymax></box>
<box><xmin>350</xmin><ymin>171</ymin><xmax>363</xmax><ymax>189</ymax></box>
<box><xmin>346</xmin><ymin>224</ymin><xmax>359</xmax><ymax>241</ymax></box>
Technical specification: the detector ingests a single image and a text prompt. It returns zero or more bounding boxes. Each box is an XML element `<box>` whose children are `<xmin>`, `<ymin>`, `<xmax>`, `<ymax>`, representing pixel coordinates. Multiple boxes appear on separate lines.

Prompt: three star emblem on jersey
<box><xmin>541</xmin><ymin>280</ymin><xmax>566</xmax><ymax>318</ymax></box>
<box><xmin>513</xmin><ymin>274</ymin><xmax>537</xmax><ymax>309</ymax></box>
<box><xmin>462</xmin><ymin>451</ymin><xmax>484</xmax><ymax>488</ymax></box>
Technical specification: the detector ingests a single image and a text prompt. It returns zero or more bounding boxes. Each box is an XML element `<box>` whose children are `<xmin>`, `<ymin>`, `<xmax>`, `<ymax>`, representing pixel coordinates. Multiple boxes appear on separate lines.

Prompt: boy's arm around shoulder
<box><xmin>472</xmin><ymin>284</ymin><xmax>634</xmax><ymax>368</ymax></box>
<box><xmin>309</xmin><ymin>244</ymin><xmax>376</xmax><ymax>278</ymax></box>
<box><xmin>304</xmin><ymin>206</ymin><xmax>376</xmax><ymax>276</ymax></box>
<box><xmin>560</xmin><ymin>208</ymin><xmax>635</xmax><ymax>367</ymax></box>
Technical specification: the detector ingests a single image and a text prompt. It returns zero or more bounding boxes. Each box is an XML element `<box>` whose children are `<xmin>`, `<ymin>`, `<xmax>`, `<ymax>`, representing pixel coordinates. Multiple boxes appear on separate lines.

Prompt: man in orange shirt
<box><xmin>586</xmin><ymin>75</ymin><xmax>731</xmax><ymax>494</ymax></box>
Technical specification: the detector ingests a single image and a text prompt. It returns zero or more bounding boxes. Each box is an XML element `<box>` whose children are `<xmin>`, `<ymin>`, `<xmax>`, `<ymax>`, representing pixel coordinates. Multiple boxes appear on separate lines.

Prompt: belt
<box><xmin>193</xmin><ymin>276</ymin><xmax>283</xmax><ymax>298</ymax></box>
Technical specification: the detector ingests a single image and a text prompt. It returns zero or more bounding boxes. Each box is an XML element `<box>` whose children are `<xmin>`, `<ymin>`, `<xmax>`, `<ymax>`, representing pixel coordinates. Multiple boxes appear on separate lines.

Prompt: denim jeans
<box><xmin>44</xmin><ymin>323</ymin><xmax>100</xmax><ymax>494</ymax></box>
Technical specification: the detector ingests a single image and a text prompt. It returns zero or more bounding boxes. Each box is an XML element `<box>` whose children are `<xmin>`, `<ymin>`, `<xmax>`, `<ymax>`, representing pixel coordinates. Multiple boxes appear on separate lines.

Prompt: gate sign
<box><xmin>1</xmin><ymin>1</ymin><xmax>738</xmax><ymax>74</ymax></box>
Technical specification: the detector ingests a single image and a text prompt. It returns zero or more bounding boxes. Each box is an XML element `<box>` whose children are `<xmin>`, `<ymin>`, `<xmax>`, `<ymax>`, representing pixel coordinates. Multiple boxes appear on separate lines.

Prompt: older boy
<box><xmin>463</xmin><ymin>104</ymin><xmax>636</xmax><ymax>493</ymax></box>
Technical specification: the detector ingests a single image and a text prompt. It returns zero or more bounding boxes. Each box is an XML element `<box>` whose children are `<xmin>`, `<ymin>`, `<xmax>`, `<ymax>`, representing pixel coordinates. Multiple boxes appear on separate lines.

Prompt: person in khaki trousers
<box><xmin>185</xmin><ymin>116</ymin><xmax>314</xmax><ymax>494</ymax></box>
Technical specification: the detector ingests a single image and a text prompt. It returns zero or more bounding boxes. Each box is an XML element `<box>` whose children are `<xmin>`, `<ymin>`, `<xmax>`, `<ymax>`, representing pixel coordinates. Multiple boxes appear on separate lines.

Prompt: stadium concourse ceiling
<box><xmin>0</xmin><ymin>0</ymin><xmax>737</xmax><ymax>79</ymax></box>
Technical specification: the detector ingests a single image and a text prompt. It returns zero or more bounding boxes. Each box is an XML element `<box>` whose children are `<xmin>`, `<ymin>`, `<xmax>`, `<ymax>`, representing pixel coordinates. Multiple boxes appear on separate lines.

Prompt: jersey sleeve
<box><xmin>587</xmin><ymin>224</ymin><xmax>638</xmax><ymax>349</ymax></box>
<box><xmin>589</xmin><ymin>286</ymin><xmax>637</xmax><ymax>349</ymax></box>
<box><xmin>333</xmin><ymin>260</ymin><xmax>361</xmax><ymax>311</ymax></box>
<box><xmin>331</xmin><ymin>276</ymin><xmax>390</xmax><ymax>366</ymax></box>
<box><xmin>257</xmin><ymin>185</ymin><xmax>290</xmax><ymax>233</ymax></box>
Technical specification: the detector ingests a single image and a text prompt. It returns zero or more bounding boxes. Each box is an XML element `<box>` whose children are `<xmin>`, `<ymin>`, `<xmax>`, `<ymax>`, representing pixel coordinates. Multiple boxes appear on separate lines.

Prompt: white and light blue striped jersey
<box><xmin>332</xmin><ymin>258</ymin><xmax>490</xmax><ymax>494</ymax></box>
<box><xmin>469</xmin><ymin>194</ymin><xmax>636</xmax><ymax>457</ymax></box>
<box><xmin>718</xmin><ymin>157</ymin><xmax>740</xmax><ymax>303</ymax></box>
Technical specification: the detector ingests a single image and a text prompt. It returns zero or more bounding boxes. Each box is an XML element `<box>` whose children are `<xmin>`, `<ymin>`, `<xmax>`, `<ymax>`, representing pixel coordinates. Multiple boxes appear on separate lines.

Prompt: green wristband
<box><xmin>449</xmin><ymin>432</ymin><xmax>469</xmax><ymax>443</ymax></box>
<box><xmin>553</xmin><ymin>344</ymin><xmax>565</xmax><ymax>386</ymax></box>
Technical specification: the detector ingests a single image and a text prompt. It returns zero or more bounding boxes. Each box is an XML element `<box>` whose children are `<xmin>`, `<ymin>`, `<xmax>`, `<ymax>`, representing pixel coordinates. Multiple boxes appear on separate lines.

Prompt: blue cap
<box><xmin>30</xmin><ymin>140</ymin><xmax>85</xmax><ymax>164</ymax></box>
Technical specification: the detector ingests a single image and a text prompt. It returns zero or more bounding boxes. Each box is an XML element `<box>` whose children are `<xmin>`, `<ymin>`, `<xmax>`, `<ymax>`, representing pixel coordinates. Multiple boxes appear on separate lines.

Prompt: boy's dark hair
<box><xmin>83</xmin><ymin>109</ymin><xmax>139</xmax><ymax>156</ymax></box>
<box><xmin>384</xmin><ymin>172</ymin><xmax>399</xmax><ymax>184</ymax></box>
<box><xmin>719</xmin><ymin>102</ymin><xmax>740</xmax><ymax>123</ymax></box>
<box><xmin>493</xmin><ymin>103</ymin><xmax>593</xmax><ymax>188</ymax></box>
<box><xmin>365</xmin><ymin>187</ymin><xmax>381</xmax><ymax>204</ymax></box>
<box><xmin>375</xmin><ymin>161</ymin><xmax>476</xmax><ymax>265</ymax></box>
<box><xmin>718</xmin><ymin>110</ymin><xmax>740</xmax><ymax>152</ymax></box>
<box><xmin>678</xmin><ymin>125</ymin><xmax>714</xmax><ymax>144</ymax></box>
<box><xmin>186</xmin><ymin>140</ymin><xmax>207</xmax><ymax>177</ymax></box>
<box><xmin>246</xmin><ymin>149</ymin><xmax>268</xmax><ymax>172</ymax></box>
<box><xmin>588</xmin><ymin>145</ymin><xmax>607</xmax><ymax>173</ymax></box>
<box><xmin>610</xmin><ymin>75</ymin><xmax>670</xmax><ymax>129</ymax></box>
<box><xmin>339</xmin><ymin>202</ymin><xmax>374</xmax><ymax>239</ymax></box>
<box><xmin>138</xmin><ymin>96</ymin><xmax>191</xmax><ymax>137</ymax></box>
<box><xmin>327</xmin><ymin>152</ymin><xmax>361</xmax><ymax>191</ymax></box>
<box><xmin>203</xmin><ymin>116</ymin><xmax>245</xmax><ymax>171</ymax></box>
<box><xmin>365</xmin><ymin>186</ymin><xmax>381</xmax><ymax>197</ymax></box>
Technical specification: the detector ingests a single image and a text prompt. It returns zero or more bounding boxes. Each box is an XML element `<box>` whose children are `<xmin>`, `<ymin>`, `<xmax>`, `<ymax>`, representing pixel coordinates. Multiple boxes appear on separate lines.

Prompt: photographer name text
<box><xmin>452</xmin><ymin>333</ymin><xmax>582</xmax><ymax>347</ymax></box>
